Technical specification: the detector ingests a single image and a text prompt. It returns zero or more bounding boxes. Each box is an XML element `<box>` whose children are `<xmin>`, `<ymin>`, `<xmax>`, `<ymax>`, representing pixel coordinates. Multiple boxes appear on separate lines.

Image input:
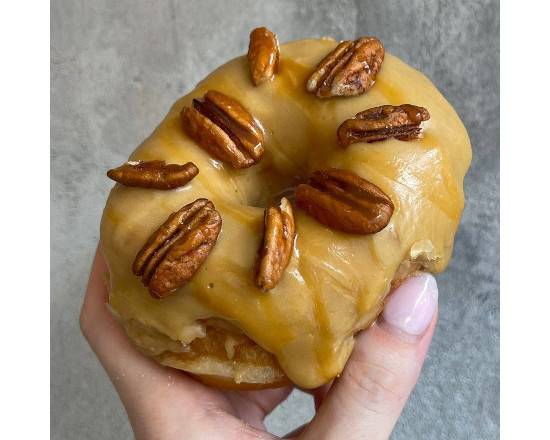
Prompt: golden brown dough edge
<box><xmin>150</xmin><ymin>322</ymin><xmax>289</xmax><ymax>389</ymax></box>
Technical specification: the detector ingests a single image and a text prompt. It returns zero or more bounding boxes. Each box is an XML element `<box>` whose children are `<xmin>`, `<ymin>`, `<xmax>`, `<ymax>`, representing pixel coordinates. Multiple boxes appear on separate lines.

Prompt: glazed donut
<box><xmin>101</xmin><ymin>33</ymin><xmax>471</xmax><ymax>389</ymax></box>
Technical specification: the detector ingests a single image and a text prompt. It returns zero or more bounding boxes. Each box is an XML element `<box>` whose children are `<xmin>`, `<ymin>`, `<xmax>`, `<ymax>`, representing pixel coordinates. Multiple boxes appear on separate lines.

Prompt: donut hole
<box><xmin>254</xmin><ymin>168</ymin><xmax>303</xmax><ymax>208</ymax></box>
<box><xmin>233</xmin><ymin>151</ymin><xmax>308</xmax><ymax>208</ymax></box>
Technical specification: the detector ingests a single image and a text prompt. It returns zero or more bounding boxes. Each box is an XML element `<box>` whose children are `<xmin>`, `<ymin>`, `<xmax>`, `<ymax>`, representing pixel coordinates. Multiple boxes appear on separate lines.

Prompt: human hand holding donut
<box><xmin>81</xmin><ymin>248</ymin><xmax>438</xmax><ymax>439</ymax></box>
<box><xmin>100</xmin><ymin>35</ymin><xmax>469</xmax><ymax>389</ymax></box>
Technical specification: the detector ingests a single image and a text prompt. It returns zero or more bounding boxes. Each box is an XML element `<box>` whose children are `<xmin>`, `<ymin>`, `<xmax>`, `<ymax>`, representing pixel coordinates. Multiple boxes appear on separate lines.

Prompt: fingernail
<box><xmin>382</xmin><ymin>273</ymin><xmax>438</xmax><ymax>336</ymax></box>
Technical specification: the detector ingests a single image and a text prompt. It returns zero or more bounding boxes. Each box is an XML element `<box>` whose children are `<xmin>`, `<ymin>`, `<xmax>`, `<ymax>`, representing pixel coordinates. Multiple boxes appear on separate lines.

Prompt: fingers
<box><xmin>301</xmin><ymin>273</ymin><xmax>438</xmax><ymax>440</ymax></box>
<box><xmin>82</xmin><ymin>247</ymin><xmax>437</xmax><ymax>440</ymax></box>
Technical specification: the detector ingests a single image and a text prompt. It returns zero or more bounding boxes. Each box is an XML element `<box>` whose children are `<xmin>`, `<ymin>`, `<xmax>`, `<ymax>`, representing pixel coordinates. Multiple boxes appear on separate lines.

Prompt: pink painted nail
<box><xmin>382</xmin><ymin>273</ymin><xmax>438</xmax><ymax>336</ymax></box>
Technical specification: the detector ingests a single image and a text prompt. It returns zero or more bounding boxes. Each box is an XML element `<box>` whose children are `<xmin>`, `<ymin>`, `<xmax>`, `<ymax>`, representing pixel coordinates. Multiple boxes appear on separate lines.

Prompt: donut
<box><xmin>100</xmin><ymin>30</ymin><xmax>471</xmax><ymax>389</ymax></box>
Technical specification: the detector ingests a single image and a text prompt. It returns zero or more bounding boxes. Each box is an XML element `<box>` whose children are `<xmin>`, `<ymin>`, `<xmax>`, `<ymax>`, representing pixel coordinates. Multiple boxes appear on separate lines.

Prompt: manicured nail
<box><xmin>382</xmin><ymin>273</ymin><xmax>438</xmax><ymax>336</ymax></box>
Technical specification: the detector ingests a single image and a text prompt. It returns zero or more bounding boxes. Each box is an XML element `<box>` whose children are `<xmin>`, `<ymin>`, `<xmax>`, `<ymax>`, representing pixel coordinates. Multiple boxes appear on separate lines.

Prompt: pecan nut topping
<box><xmin>306</xmin><ymin>37</ymin><xmax>384</xmax><ymax>98</ymax></box>
<box><xmin>107</xmin><ymin>160</ymin><xmax>199</xmax><ymax>189</ymax></box>
<box><xmin>255</xmin><ymin>197</ymin><xmax>296</xmax><ymax>291</ymax></box>
<box><xmin>337</xmin><ymin>104</ymin><xmax>430</xmax><ymax>147</ymax></box>
<box><xmin>132</xmin><ymin>198</ymin><xmax>222</xmax><ymax>298</ymax></box>
<box><xmin>295</xmin><ymin>168</ymin><xmax>394</xmax><ymax>234</ymax></box>
<box><xmin>247</xmin><ymin>27</ymin><xmax>279</xmax><ymax>86</ymax></box>
<box><xmin>181</xmin><ymin>90</ymin><xmax>265</xmax><ymax>169</ymax></box>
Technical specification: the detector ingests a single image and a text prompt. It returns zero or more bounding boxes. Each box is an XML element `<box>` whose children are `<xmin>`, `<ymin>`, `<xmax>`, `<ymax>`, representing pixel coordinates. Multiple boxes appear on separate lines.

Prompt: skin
<box><xmin>80</xmin><ymin>248</ymin><xmax>436</xmax><ymax>440</ymax></box>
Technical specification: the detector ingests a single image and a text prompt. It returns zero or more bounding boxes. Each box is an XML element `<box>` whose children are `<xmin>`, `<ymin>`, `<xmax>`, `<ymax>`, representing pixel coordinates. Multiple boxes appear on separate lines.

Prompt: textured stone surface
<box><xmin>51</xmin><ymin>1</ymin><xmax>499</xmax><ymax>438</ymax></box>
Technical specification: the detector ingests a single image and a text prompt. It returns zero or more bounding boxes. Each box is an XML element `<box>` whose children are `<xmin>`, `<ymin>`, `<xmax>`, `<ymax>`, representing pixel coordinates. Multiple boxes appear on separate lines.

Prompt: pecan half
<box><xmin>295</xmin><ymin>169</ymin><xmax>393</xmax><ymax>234</ymax></box>
<box><xmin>247</xmin><ymin>27</ymin><xmax>279</xmax><ymax>86</ymax></box>
<box><xmin>337</xmin><ymin>104</ymin><xmax>430</xmax><ymax>147</ymax></box>
<box><xmin>133</xmin><ymin>198</ymin><xmax>222</xmax><ymax>298</ymax></box>
<box><xmin>107</xmin><ymin>160</ymin><xmax>199</xmax><ymax>189</ymax></box>
<box><xmin>181</xmin><ymin>90</ymin><xmax>265</xmax><ymax>169</ymax></box>
<box><xmin>306</xmin><ymin>37</ymin><xmax>384</xmax><ymax>98</ymax></box>
<box><xmin>255</xmin><ymin>197</ymin><xmax>296</xmax><ymax>291</ymax></box>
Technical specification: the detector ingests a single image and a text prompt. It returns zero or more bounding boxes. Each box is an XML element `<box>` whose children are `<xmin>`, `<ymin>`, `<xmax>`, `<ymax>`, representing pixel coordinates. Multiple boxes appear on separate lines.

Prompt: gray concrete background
<box><xmin>51</xmin><ymin>1</ymin><xmax>499</xmax><ymax>438</ymax></box>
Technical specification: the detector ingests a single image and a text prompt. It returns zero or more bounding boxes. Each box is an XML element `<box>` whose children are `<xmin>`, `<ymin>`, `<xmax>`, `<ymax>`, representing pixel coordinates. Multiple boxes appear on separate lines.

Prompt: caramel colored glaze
<box><xmin>101</xmin><ymin>38</ymin><xmax>471</xmax><ymax>388</ymax></box>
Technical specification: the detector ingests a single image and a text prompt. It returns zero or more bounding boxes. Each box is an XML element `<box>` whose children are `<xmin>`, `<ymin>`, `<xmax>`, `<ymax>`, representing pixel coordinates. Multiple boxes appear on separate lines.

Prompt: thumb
<box><xmin>301</xmin><ymin>273</ymin><xmax>438</xmax><ymax>440</ymax></box>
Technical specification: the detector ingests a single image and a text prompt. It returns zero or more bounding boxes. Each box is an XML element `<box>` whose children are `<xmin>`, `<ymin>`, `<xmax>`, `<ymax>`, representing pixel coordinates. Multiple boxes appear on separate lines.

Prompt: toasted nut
<box><xmin>306</xmin><ymin>37</ymin><xmax>384</xmax><ymax>98</ymax></box>
<box><xmin>248</xmin><ymin>27</ymin><xmax>279</xmax><ymax>86</ymax></box>
<box><xmin>255</xmin><ymin>197</ymin><xmax>296</xmax><ymax>291</ymax></box>
<box><xmin>133</xmin><ymin>198</ymin><xmax>222</xmax><ymax>298</ymax></box>
<box><xmin>181</xmin><ymin>90</ymin><xmax>265</xmax><ymax>169</ymax></box>
<box><xmin>106</xmin><ymin>160</ymin><xmax>199</xmax><ymax>189</ymax></box>
<box><xmin>295</xmin><ymin>168</ymin><xmax>393</xmax><ymax>234</ymax></box>
<box><xmin>337</xmin><ymin>104</ymin><xmax>430</xmax><ymax>147</ymax></box>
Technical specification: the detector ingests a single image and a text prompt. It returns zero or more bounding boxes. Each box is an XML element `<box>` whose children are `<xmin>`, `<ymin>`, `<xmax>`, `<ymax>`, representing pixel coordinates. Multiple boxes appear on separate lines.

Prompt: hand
<box><xmin>80</xmin><ymin>248</ymin><xmax>438</xmax><ymax>439</ymax></box>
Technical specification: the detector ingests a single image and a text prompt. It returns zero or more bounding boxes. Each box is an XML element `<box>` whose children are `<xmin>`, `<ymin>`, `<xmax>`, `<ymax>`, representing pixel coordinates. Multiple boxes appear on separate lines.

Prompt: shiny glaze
<box><xmin>101</xmin><ymin>38</ymin><xmax>471</xmax><ymax>388</ymax></box>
